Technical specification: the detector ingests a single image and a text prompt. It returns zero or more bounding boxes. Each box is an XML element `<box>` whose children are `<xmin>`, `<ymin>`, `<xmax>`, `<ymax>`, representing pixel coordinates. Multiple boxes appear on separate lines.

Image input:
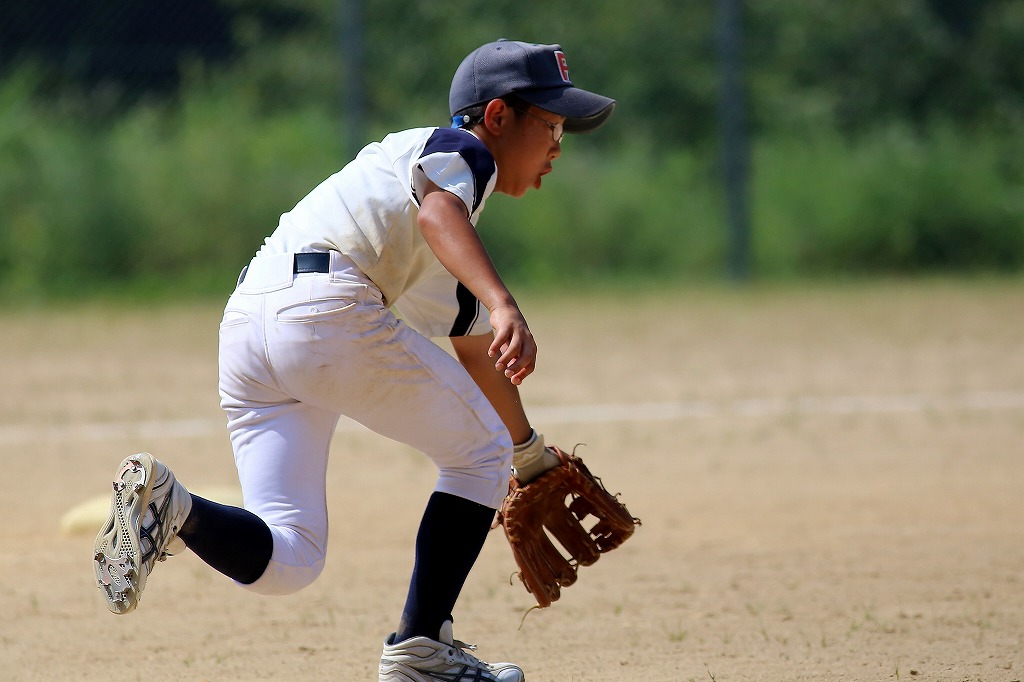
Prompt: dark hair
<box><xmin>452</xmin><ymin>94</ymin><xmax>527</xmax><ymax>129</ymax></box>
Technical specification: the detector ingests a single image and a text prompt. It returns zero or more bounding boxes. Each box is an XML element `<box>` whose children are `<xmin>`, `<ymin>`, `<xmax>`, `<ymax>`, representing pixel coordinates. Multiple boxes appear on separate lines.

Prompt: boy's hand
<box><xmin>487</xmin><ymin>304</ymin><xmax>536</xmax><ymax>385</ymax></box>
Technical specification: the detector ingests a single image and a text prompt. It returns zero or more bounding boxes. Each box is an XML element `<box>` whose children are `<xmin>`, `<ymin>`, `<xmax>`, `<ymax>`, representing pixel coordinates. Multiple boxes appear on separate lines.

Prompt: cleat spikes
<box><xmin>93</xmin><ymin>453</ymin><xmax>192</xmax><ymax>615</ymax></box>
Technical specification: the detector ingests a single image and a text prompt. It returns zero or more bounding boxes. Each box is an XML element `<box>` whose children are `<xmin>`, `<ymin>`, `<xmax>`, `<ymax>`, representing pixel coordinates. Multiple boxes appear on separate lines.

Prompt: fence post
<box><xmin>339</xmin><ymin>0</ymin><xmax>366</xmax><ymax>159</ymax></box>
<box><xmin>716</xmin><ymin>0</ymin><xmax>752</xmax><ymax>282</ymax></box>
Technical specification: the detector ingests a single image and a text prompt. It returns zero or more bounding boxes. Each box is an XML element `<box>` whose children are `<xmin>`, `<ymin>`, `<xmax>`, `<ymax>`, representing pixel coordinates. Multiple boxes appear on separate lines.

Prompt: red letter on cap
<box><xmin>554</xmin><ymin>51</ymin><xmax>570</xmax><ymax>83</ymax></box>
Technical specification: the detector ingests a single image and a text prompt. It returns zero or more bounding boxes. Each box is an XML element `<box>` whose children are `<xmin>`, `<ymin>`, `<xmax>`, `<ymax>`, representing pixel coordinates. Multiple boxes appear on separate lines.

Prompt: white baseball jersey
<box><xmin>259</xmin><ymin>126</ymin><xmax>498</xmax><ymax>338</ymax></box>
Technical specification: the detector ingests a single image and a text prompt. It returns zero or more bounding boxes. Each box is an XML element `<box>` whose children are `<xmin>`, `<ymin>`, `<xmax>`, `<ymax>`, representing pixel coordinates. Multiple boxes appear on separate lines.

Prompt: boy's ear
<box><xmin>482</xmin><ymin>98</ymin><xmax>515</xmax><ymax>135</ymax></box>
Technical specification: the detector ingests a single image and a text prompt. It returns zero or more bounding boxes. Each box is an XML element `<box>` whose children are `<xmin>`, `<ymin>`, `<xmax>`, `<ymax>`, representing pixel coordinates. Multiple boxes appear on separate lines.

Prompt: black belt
<box><xmin>293</xmin><ymin>252</ymin><xmax>330</xmax><ymax>273</ymax></box>
<box><xmin>237</xmin><ymin>252</ymin><xmax>330</xmax><ymax>285</ymax></box>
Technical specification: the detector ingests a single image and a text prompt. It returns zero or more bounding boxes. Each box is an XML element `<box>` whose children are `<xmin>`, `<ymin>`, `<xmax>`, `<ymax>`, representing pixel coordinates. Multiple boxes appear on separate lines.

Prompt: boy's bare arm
<box><xmin>418</xmin><ymin>185</ymin><xmax>536</xmax><ymax>385</ymax></box>
<box><xmin>451</xmin><ymin>332</ymin><xmax>533</xmax><ymax>444</ymax></box>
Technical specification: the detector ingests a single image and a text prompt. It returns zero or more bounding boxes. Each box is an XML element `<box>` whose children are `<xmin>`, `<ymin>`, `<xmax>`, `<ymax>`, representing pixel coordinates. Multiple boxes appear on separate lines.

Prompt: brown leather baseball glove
<box><xmin>500</xmin><ymin>445</ymin><xmax>641</xmax><ymax>608</ymax></box>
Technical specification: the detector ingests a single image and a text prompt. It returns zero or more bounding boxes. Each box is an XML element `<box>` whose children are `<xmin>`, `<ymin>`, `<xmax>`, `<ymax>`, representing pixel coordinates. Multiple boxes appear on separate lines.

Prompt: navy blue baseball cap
<box><xmin>449</xmin><ymin>39</ymin><xmax>616</xmax><ymax>134</ymax></box>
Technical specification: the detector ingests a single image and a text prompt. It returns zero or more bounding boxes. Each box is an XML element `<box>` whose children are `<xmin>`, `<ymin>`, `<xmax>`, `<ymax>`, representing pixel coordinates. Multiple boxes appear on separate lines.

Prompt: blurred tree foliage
<box><xmin>3</xmin><ymin>0</ymin><xmax>1021</xmax><ymax>141</ymax></box>
<box><xmin>1</xmin><ymin>0</ymin><xmax>1022</xmax><ymax>296</ymax></box>
<box><xmin>745</xmin><ymin>0</ymin><xmax>1024</xmax><ymax>135</ymax></box>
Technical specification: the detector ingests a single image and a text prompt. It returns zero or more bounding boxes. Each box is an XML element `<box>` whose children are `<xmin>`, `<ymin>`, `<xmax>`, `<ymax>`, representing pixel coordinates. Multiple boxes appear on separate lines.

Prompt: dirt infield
<box><xmin>2</xmin><ymin>279</ymin><xmax>1023</xmax><ymax>681</ymax></box>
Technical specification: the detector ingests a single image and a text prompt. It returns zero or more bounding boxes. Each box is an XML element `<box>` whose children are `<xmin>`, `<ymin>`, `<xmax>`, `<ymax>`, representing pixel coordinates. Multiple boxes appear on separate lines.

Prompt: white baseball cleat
<box><xmin>93</xmin><ymin>452</ymin><xmax>193</xmax><ymax>615</ymax></box>
<box><xmin>379</xmin><ymin>620</ymin><xmax>525</xmax><ymax>681</ymax></box>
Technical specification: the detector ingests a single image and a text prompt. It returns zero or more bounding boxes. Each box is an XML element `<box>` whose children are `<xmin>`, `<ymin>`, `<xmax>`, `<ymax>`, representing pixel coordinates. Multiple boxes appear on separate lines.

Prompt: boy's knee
<box><xmin>238</xmin><ymin>526</ymin><xmax>327</xmax><ymax>595</ymax></box>
<box><xmin>243</xmin><ymin>560</ymin><xmax>325</xmax><ymax>595</ymax></box>
<box><xmin>437</xmin><ymin>445</ymin><xmax>513</xmax><ymax>510</ymax></box>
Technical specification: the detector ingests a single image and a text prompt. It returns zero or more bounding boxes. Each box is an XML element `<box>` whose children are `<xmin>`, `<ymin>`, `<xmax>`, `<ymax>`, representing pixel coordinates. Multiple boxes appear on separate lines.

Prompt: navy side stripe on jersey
<box><xmin>420</xmin><ymin>128</ymin><xmax>495</xmax><ymax>213</ymax></box>
<box><xmin>449</xmin><ymin>282</ymin><xmax>481</xmax><ymax>337</ymax></box>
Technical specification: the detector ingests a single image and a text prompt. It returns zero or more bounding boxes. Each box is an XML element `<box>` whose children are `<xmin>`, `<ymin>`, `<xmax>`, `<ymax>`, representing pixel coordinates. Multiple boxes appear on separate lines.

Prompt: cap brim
<box><xmin>517</xmin><ymin>86</ymin><xmax>616</xmax><ymax>134</ymax></box>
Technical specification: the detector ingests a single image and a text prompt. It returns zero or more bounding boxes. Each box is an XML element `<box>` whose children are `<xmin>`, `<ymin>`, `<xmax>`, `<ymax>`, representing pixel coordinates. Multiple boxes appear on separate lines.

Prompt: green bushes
<box><xmin>0</xmin><ymin>73</ymin><xmax>345</xmax><ymax>298</ymax></box>
<box><xmin>480</xmin><ymin>141</ymin><xmax>726</xmax><ymax>286</ymax></box>
<box><xmin>752</xmin><ymin>124</ymin><xmax>1024</xmax><ymax>276</ymax></box>
<box><xmin>1</xmin><ymin>70</ymin><xmax>1022</xmax><ymax>299</ymax></box>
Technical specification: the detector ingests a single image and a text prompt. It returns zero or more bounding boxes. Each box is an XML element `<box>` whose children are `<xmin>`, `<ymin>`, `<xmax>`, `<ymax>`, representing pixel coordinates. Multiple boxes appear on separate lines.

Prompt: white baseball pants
<box><xmin>218</xmin><ymin>251</ymin><xmax>512</xmax><ymax>595</ymax></box>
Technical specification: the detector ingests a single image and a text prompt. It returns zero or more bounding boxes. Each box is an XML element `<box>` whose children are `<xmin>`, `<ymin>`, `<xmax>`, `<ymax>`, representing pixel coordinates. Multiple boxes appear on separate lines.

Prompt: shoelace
<box><xmin>447</xmin><ymin>638</ymin><xmax>487</xmax><ymax>668</ymax></box>
<box><xmin>452</xmin><ymin>638</ymin><xmax>476</xmax><ymax>652</ymax></box>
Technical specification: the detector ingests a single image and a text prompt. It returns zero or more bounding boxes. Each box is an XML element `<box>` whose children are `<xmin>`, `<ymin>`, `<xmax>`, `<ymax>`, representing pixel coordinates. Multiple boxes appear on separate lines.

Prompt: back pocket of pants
<box><xmin>276</xmin><ymin>298</ymin><xmax>359</xmax><ymax>323</ymax></box>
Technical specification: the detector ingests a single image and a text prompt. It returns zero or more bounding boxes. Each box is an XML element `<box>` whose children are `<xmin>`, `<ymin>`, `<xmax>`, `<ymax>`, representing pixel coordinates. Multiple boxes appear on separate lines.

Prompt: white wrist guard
<box><xmin>512</xmin><ymin>430</ymin><xmax>560</xmax><ymax>484</ymax></box>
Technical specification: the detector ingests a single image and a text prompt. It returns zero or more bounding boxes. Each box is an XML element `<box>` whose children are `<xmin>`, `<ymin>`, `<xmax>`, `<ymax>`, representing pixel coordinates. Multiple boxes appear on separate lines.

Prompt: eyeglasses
<box><xmin>512</xmin><ymin>106</ymin><xmax>564</xmax><ymax>143</ymax></box>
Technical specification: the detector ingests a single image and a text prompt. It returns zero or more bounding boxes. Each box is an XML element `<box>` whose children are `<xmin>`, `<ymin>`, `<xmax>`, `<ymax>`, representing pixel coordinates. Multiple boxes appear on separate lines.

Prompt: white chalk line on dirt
<box><xmin>2</xmin><ymin>389</ymin><xmax>1023</xmax><ymax>447</ymax></box>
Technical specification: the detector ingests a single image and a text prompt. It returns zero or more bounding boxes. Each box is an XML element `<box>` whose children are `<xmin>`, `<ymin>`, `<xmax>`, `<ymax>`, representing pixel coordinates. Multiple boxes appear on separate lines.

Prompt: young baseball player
<box><xmin>93</xmin><ymin>39</ymin><xmax>614</xmax><ymax>681</ymax></box>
